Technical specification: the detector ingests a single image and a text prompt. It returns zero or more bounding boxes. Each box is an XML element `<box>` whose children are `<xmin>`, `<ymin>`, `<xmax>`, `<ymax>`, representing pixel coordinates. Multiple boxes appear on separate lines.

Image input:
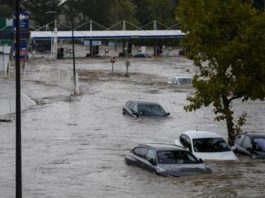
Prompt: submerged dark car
<box><xmin>122</xmin><ymin>100</ymin><xmax>170</xmax><ymax>118</ymax></box>
<box><xmin>125</xmin><ymin>143</ymin><xmax>212</xmax><ymax>177</ymax></box>
<box><xmin>233</xmin><ymin>132</ymin><xmax>265</xmax><ymax>159</ymax></box>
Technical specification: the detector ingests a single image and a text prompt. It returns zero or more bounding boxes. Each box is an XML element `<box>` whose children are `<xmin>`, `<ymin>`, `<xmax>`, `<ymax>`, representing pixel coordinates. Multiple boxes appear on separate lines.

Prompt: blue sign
<box><xmin>13</xmin><ymin>12</ymin><xmax>29</xmax><ymax>31</ymax></box>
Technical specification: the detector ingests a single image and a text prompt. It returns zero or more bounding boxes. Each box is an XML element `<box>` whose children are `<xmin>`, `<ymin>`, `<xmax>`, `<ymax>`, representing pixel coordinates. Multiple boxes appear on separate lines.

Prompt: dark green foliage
<box><xmin>110</xmin><ymin>0</ymin><xmax>139</xmax><ymax>27</ymax></box>
<box><xmin>17</xmin><ymin>0</ymin><xmax>179</xmax><ymax>28</ymax></box>
<box><xmin>22</xmin><ymin>0</ymin><xmax>61</xmax><ymax>27</ymax></box>
<box><xmin>0</xmin><ymin>4</ymin><xmax>12</xmax><ymax>17</ymax></box>
<box><xmin>65</xmin><ymin>0</ymin><xmax>114</xmax><ymax>27</ymax></box>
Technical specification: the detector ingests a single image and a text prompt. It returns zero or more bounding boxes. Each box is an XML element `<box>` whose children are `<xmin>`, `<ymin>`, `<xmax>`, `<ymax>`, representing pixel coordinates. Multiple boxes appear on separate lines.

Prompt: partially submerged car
<box><xmin>168</xmin><ymin>77</ymin><xmax>192</xmax><ymax>85</ymax></box>
<box><xmin>175</xmin><ymin>131</ymin><xmax>237</xmax><ymax>161</ymax></box>
<box><xmin>233</xmin><ymin>132</ymin><xmax>265</xmax><ymax>159</ymax></box>
<box><xmin>122</xmin><ymin>100</ymin><xmax>170</xmax><ymax>118</ymax></box>
<box><xmin>125</xmin><ymin>143</ymin><xmax>212</xmax><ymax>177</ymax></box>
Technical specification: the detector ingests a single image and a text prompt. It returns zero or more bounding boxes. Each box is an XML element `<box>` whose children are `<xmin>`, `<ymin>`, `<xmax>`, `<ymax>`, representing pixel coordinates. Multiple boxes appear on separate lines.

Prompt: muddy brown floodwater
<box><xmin>0</xmin><ymin>56</ymin><xmax>265</xmax><ymax>198</ymax></box>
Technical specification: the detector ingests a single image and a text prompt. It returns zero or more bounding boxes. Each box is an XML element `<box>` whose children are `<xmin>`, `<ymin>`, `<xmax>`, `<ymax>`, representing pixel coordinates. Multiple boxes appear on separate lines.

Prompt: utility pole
<box><xmin>15</xmin><ymin>0</ymin><xmax>22</xmax><ymax>197</ymax></box>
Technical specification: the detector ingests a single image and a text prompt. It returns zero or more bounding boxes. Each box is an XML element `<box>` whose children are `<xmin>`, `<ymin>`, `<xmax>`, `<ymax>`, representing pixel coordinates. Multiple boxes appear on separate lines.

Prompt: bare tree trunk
<box><xmin>222</xmin><ymin>96</ymin><xmax>235</xmax><ymax>146</ymax></box>
<box><xmin>225</xmin><ymin>115</ymin><xmax>235</xmax><ymax>146</ymax></box>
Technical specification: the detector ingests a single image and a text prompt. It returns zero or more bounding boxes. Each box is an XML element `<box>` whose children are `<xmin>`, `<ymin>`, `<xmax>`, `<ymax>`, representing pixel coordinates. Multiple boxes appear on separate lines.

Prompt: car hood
<box><xmin>193</xmin><ymin>151</ymin><xmax>238</xmax><ymax>161</ymax></box>
<box><xmin>156</xmin><ymin>163</ymin><xmax>211</xmax><ymax>177</ymax></box>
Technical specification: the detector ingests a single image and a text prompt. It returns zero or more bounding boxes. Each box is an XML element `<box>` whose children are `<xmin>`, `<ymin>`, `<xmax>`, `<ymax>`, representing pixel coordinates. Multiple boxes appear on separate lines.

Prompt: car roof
<box><xmin>182</xmin><ymin>131</ymin><xmax>224</xmax><ymax>139</ymax></box>
<box><xmin>243</xmin><ymin>132</ymin><xmax>265</xmax><ymax>138</ymax></box>
<box><xmin>127</xmin><ymin>100</ymin><xmax>160</xmax><ymax>105</ymax></box>
<box><xmin>138</xmin><ymin>143</ymin><xmax>187</xmax><ymax>151</ymax></box>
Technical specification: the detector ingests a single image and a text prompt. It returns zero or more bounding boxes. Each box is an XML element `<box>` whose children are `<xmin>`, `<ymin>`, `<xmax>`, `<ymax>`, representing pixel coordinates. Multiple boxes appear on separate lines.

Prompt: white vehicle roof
<box><xmin>183</xmin><ymin>131</ymin><xmax>224</xmax><ymax>139</ymax></box>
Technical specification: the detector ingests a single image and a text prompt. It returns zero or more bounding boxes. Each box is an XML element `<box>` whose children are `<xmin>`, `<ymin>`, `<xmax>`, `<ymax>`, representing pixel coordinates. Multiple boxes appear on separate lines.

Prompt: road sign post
<box><xmin>111</xmin><ymin>56</ymin><xmax>116</xmax><ymax>75</ymax></box>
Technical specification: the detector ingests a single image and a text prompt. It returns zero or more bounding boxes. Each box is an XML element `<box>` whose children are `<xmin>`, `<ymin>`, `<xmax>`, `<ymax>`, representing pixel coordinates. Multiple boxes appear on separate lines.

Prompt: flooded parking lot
<box><xmin>0</xmin><ymin>56</ymin><xmax>265</xmax><ymax>198</ymax></box>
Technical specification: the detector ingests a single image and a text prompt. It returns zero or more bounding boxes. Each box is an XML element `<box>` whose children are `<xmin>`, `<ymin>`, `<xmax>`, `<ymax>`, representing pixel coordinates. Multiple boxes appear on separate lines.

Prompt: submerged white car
<box><xmin>174</xmin><ymin>131</ymin><xmax>238</xmax><ymax>161</ymax></box>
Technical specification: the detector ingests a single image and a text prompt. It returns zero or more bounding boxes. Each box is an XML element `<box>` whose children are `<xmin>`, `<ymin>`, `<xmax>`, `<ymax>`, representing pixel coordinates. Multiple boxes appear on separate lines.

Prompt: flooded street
<box><xmin>0</xmin><ymin>55</ymin><xmax>265</xmax><ymax>198</ymax></box>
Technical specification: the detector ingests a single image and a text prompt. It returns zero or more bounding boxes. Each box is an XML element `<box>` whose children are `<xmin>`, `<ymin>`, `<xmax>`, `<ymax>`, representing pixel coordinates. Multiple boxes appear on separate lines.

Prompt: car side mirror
<box><xmin>198</xmin><ymin>158</ymin><xmax>203</xmax><ymax>164</ymax></box>
<box><xmin>148</xmin><ymin>158</ymin><xmax>156</xmax><ymax>165</ymax></box>
<box><xmin>166</xmin><ymin>112</ymin><xmax>170</xmax><ymax>116</ymax></box>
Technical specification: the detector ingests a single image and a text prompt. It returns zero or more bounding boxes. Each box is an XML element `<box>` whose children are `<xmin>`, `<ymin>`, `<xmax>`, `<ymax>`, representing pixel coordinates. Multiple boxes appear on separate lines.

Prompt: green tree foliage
<box><xmin>110</xmin><ymin>0</ymin><xmax>139</xmax><ymax>28</ymax></box>
<box><xmin>132</xmin><ymin>0</ymin><xmax>153</xmax><ymax>26</ymax></box>
<box><xmin>177</xmin><ymin>0</ymin><xmax>265</xmax><ymax>145</ymax></box>
<box><xmin>22</xmin><ymin>0</ymin><xmax>60</xmax><ymax>26</ymax></box>
<box><xmin>0</xmin><ymin>4</ymin><xmax>12</xmax><ymax>17</ymax></box>
<box><xmin>0</xmin><ymin>0</ymin><xmax>15</xmax><ymax>17</ymax></box>
<box><xmin>15</xmin><ymin>0</ymin><xmax>179</xmax><ymax>29</ymax></box>
<box><xmin>22</xmin><ymin>0</ymin><xmax>61</xmax><ymax>27</ymax></box>
<box><xmin>150</xmin><ymin>0</ymin><xmax>177</xmax><ymax>26</ymax></box>
<box><xmin>132</xmin><ymin>0</ymin><xmax>178</xmax><ymax>27</ymax></box>
<box><xmin>66</xmin><ymin>0</ymin><xmax>114</xmax><ymax>27</ymax></box>
<box><xmin>0</xmin><ymin>0</ymin><xmax>15</xmax><ymax>7</ymax></box>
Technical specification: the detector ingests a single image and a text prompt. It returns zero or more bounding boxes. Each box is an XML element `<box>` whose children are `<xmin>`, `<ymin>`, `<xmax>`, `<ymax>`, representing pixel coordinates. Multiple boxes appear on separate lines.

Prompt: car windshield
<box><xmin>253</xmin><ymin>138</ymin><xmax>265</xmax><ymax>152</ymax></box>
<box><xmin>193</xmin><ymin>138</ymin><xmax>231</xmax><ymax>152</ymax></box>
<box><xmin>138</xmin><ymin>104</ymin><xmax>166</xmax><ymax>116</ymax></box>
<box><xmin>157</xmin><ymin>150</ymin><xmax>199</xmax><ymax>164</ymax></box>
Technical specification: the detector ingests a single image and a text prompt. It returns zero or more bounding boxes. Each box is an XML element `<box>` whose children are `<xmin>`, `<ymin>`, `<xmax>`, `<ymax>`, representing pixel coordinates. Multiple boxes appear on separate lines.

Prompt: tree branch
<box><xmin>228</xmin><ymin>95</ymin><xmax>242</xmax><ymax>103</ymax></box>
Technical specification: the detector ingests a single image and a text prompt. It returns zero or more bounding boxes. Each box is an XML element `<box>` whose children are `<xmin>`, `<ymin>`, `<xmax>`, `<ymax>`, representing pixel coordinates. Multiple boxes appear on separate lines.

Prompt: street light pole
<box><xmin>46</xmin><ymin>11</ymin><xmax>58</xmax><ymax>59</ymax></box>
<box><xmin>15</xmin><ymin>0</ymin><xmax>22</xmax><ymax>197</ymax></box>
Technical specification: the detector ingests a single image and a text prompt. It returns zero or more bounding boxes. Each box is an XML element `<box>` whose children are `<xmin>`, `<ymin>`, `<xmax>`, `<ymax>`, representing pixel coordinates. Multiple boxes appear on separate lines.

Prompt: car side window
<box><xmin>235</xmin><ymin>135</ymin><xmax>245</xmax><ymax>146</ymax></box>
<box><xmin>145</xmin><ymin>149</ymin><xmax>156</xmax><ymax>161</ymax></box>
<box><xmin>133</xmin><ymin>104</ymin><xmax>138</xmax><ymax>113</ymax></box>
<box><xmin>128</xmin><ymin>102</ymin><xmax>135</xmax><ymax>112</ymax></box>
<box><xmin>133</xmin><ymin>147</ymin><xmax>148</xmax><ymax>158</ymax></box>
<box><xmin>242</xmin><ymin>136</ymin><xmax>252</xmax><ymax>149</ymax></box>
<box><xmin>126</xmin><ymin>101</ymin><xmax>131</xmax><ymax>108</ymax></box>
<box><xmin>133</xmin><ymin>147</ymin><xmax>141</xmax><ymax>156</ymax></box>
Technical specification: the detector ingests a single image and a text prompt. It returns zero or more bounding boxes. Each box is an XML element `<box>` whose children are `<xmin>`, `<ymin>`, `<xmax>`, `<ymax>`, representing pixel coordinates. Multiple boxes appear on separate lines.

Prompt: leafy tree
<box><xmin>0</xmin><ymin>0</ymin><xmax>15</xmax><ymax>7</ymax></box>
<box><xmin>110</xmin><ymin>0</ymin><xmax>139</xmax><ymax>29</ymax></box>
<box><xmin>0</xmin><ymin>4</ymin><xmax>12</xmax><ymax>17</ymax></box>
<box><xmin>132</xmin><ymin>0</ymin><xmax>153</xmax><ymax>26</ymax></box>
<box><xmin>0</xmin><ymin>0</ymin><xmax>15</xmax><ymax>17</ymax></box>
<box><xmin>132</xmin><ymin>0</ymin><xmax>178</xmax><ymax>28</ymax></box>
<box><xmin>150</xmin><ymin>0</ymin><xmax>177</xmax><ymax>26</ymax></box>
<box><xmin>22</xmin><ymin>0</ymin><xmax>61</xmax><ymax>27</ymax></box>
<box><xmin>177</xmin><ymin>0</ymin><xmax>265</xmax><ymax>145</ymax></box>
<box><xmin>65</xmin><ymin>0</ymin><xmax>114</xmax><ymax>28</ymax></box>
